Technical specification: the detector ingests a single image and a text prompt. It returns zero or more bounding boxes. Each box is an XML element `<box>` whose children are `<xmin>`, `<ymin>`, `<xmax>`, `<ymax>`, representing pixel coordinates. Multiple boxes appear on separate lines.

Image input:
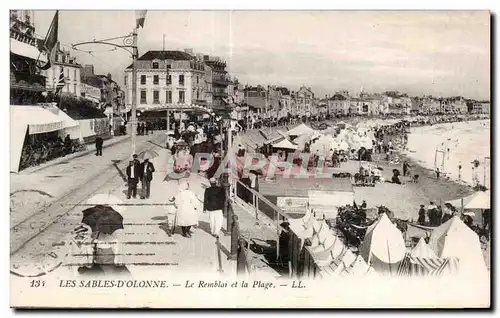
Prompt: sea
<box><xmin>406</xmin><ymin>120</ymin><xmax>490</xmax><ymax>188</ymax></box>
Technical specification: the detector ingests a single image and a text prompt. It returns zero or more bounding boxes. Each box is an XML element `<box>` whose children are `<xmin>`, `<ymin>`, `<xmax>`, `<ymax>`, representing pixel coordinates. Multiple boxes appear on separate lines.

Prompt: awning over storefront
<box><xmin>10</xmin><ymin>105</ymin><xmax>67</xmax><ymax>173</ymax></box>
<box><xmin>10</xmin><ymin>38</ymin><xmax>47</xmax><ymax>62</ymax></box>
<box><xmin>11</xmin><ymin>105</ymin><xmax>65</xmax><ymax>135</ymax></box>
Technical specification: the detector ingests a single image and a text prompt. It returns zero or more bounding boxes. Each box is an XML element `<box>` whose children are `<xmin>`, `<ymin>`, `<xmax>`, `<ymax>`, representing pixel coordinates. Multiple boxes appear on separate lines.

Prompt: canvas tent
<box><xmin>359</xmin><ymin>213</ymin><xmax>406</xmax><ymax>273</ymax></box>
<box><xmin>446</xmin><ymin>191</ymin><xmax>490</xmax><ymax>210</ymax></box>
<box><xmin>287</xmin><ymin>123</ymin><xmax>315</xmax><ymax>137</ymax></box>
<box><xmin>396</xmin><ymin>238</ymin><xmax>456</xmax><ymax>277</ymax></box>
<box><xmin>272</xmin><ymin>138</ymin><xmax>298</xmax><ymax>150</ymax></box>
<box><xmin>428</xmin><ymin>216</ymin><xmax>488</xmax><ymax>277</ymax></box>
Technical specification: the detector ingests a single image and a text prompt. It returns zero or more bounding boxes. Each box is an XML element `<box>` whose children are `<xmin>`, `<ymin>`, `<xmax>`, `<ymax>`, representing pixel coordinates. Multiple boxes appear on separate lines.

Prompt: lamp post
<box><xmin>72</xmin><ymin>30</ymin><xmax>138</xmax><ymax>155</ymax></box>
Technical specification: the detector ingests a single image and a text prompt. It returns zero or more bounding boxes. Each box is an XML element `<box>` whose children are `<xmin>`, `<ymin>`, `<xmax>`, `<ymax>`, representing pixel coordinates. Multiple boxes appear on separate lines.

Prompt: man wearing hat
<box><xmin>126</xmin><ymin>156</ymin><xmax>141</xmax><ymax>199</ymax></box>
<box><xmin>203</xmin><ymin>177</ymin><xmax>226</xmax><ymax>238</ymax></box>
<box><xmin>140</xmin><ymin>156</ymin><xmax>155</xmax><ymax>199</ymax></box>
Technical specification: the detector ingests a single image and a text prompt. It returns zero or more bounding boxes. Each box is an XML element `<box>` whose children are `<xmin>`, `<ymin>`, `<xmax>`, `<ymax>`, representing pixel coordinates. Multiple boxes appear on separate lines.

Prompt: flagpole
<box><xmin>131</xmin><ymin>27</ymin><xmax>138</xmax><ymax>155</ymax></box>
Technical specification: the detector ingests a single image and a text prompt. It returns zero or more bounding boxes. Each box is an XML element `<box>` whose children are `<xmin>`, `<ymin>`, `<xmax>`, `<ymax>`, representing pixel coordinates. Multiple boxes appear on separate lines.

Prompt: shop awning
<box><xmin>11</xmin><ymin>105</ymin><xmax>65</xmax><ymax>135</ymax></box>
<box><xmin>10</xmin><ymin>38</ymin><xmax>47</xmax><ymax>62</ymax></box>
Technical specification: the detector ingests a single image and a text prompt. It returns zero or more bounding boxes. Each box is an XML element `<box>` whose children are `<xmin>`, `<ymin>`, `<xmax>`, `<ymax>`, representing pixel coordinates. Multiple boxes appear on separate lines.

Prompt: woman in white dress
<box><xmin>173</xmin><ymin>180</ymin><xmax>201</xmax><ymax>238</ymax></box>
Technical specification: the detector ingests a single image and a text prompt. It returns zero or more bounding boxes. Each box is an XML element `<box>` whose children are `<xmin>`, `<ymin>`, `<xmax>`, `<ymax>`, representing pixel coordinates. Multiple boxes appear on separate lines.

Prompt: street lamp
<box><xmin>72</xmin><ymin>30</ymin><xmax>139</xmax><ymax>155</ymax></box>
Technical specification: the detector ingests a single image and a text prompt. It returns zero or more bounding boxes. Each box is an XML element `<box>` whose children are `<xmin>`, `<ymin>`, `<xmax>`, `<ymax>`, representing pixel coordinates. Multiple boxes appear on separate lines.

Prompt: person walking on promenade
<box><xmin>435</xmin><ymin>168</ymin><xmax>441</xmax><ymax>179</ymax></box>
<box><xmin>173</xmin><ymin>180</ymin><xmax>200</xmax><ymax>238</ymax></box>
<box><xmin>95</xmin><ymin>136</ymin><xmax>103</xmax><ymax>156</ymax></box>
<box><xmin>140</xmin><ymin>157</ymin><xmax>155</xmax><ymax>199</ymax></box>
<box><xmin>417</xmin><ymin>204</ymin><xmax>426</xmax><ymax>225</ymax></box>
<box><xmin>126</xmin><ymin>157</ymin><xmax>141</xmax><ymax>199</ymax></box>
<box><xmin>203</xmin><ymin>177</ymin><xmax>226</xmax><ymax>238</ymax></box>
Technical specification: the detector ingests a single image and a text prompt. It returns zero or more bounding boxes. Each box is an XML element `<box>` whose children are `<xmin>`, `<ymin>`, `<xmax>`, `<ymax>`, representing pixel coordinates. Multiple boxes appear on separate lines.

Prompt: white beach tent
<box><xmin>446</xmin><ymin>191</ymin><xmax>490</xmax><ymax>210</ymax></box>
<box><xmin>287</xmin><ymin>123</ymin><xmax>315</xmax><ymax>137</ymax></box>
<box><xmin>359</xmin><ymin>213</ymin><xmax>406</xmax><ymax>273</ymax></box>
<box><xmin>293</xmin><ymin>132</ymin><xmax>315</xmax><ymax>149</ymax></box>
<box><xmin>272</xmin><ymin>138</ymin><xmax>298</xmax><ymax>150</ymax></box>
<box><xmin>428</xmin><ymin>216</ymin><xmax>488</xmax><ymax>277</ymax></box>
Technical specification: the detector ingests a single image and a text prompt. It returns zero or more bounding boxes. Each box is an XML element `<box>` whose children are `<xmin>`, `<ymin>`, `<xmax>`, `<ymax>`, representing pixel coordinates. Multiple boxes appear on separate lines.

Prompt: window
<box><xmin>167</xmin><ymin>75</ymin><xmax>172</xmax><ymax>85</ymax></box>
<box><xmin>74</xmin><ymin>69</ymin><xmax>77</xmax><ymax>79</ymax></box>
<box><xmin>140</xmin><ymin>75</ymin><xmax>146</xmax><ymax>85</ymax></box>
<box><xmin>179</xmin><ymin>91</ymin><xmax>185</xmax><ymax>103</ymax></box>
<box><xmin>124</xmin><ymin>76</ymin><xmax>127</xmax><ymax>86</ymax></box>
<box><xmin>153</xmin><ymin>90</ymin><xmax>159</xmax><ymax>104</ymax></box>
<box><xmin>196</xmin><ymin>91</ymin><xmax>199</xmax><ymax>100</ymax></box>
<box><xmin>179</xmin><ymin>75</ymin><xmax>184</xmax><ymax>86</ymax></box>
<box><xmin>196</xmin><ymin>76</ymin><xmax>199</xmax><ymax>85</ymax></box>
<box><xmin>140</xmin><ymin>90</ymin><xmax>147</xmax><ymax>104</ymax></box>
<box><xmin>153</xmin><ymin>75</ymin><xmax>159</xmax><ymax>85</ymax></box>
<box><xmin>167</xmin><ymin>64</ymin><xmax>171</xmax><ymax>70</ymax></box>
<box><xmin>74</xmin><ymin>84</ymin><xmax>77</xmax><ymax>94</ymax></box>
<box><xmin>152</xmin><ymin>62</ymin><xmax>159</xmax><ymax>69</ymax></box>
<box><xmin>166</xmin><ymin>91</ymin><xmax>172</xmax><ymax>104</ymax></box>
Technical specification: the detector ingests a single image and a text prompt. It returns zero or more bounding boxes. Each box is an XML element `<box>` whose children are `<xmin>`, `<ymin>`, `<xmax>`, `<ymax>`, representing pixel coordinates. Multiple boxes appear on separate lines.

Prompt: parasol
<box><xmin>81</xmin><ymin>205</ymin><xmax>124</xmax><ymax>235</ymax></box>
<box><xmin>86</xmin><ymin>194</ymin><xmax>125</xmax><ymax>214</ymax></box>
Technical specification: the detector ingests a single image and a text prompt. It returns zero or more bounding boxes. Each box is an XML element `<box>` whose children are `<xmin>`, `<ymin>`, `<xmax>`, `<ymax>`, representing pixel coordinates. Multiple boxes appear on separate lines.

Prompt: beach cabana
<box><xmin>446</xmin><ymin>191</ymin><xmax>490</xmax><ymax>210</ymax></box>
<box><xmin>396</xmin><ymin>238</ymin><xmax>451</xmax><ymax>277</ymax></box>
<box><xmin>287</xmin><ymin>123</ymin><xmax>315</xmax><ymax>137</ymax></box>
<box><xmin>359</xmin><ymin>213</ymin><xmax>406</xmax><ymax>274</ymax></box>
<box><xmin>428</xmin><ymin>216</ymin><xmax>488</xmax><ymax>277</ymax></box>
<box><xmin>272</xmin><ymin>138</ymin><xmax>298</xmax><ymax>150</ymax></box>
<box><xmin>446</xmin><ymin>191</ymin><xmax>490</xmax><ymax>226</ymax></box>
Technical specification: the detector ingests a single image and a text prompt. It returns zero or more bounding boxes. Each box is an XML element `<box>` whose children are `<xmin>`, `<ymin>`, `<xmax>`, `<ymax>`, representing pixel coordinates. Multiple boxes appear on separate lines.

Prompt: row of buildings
<box><xmin>10</xmin><ymin>10</ymin><xmax>125</xmax><ymax>116</ymax></box>
<box><xmin>123</xmin><ymin>47</ymin><xmax>490</xmax><ymax>121</ymax></box>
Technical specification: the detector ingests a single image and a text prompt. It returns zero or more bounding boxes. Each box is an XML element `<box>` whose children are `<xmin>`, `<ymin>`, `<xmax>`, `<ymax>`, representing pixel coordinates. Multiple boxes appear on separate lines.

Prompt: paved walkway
<box><xmin>10</xmin><ymin>134</ymin><xmax>156</xmax><ymax>228</ymax></box>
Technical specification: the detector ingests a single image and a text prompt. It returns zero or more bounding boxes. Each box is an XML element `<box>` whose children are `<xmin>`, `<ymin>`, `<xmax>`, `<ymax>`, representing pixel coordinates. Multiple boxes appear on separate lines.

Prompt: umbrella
<box><xmin>137</xmin><ymin>150</ymin><xmax>159</xmax><ymax>160</ymax></box>
<box><xmin>86</xmin><ymin>194</ymin><xmax>125</xmax><ymax>214</ymax></box>
<box><xmin>81</xmin><ymin>205</ymin><xmax>124</xmax><ymax>235</ymax></box>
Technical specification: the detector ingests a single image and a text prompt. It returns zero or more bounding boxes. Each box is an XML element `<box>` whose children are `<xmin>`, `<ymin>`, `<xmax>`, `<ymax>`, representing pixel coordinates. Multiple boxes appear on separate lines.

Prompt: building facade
<box><xmin>41</xmin><ymin>43</ymin><xmax>82</xmax><ymax>97</ymax></box>
<box><xmin>292</xmin><ymin>86</ymin><xmax>315</xmax><ymax>117</ymax></box>
<box><xmin>124</xmin><ymin>50</ymin><xmax>213</xmax><ymax>112</ymax></box>
<box><xmin>10</xmin><ymin>9</ymin><xmax>46</xmax><ymax>105</ymax></box>
<box><xmin>203</xmin><ymin>54</ymin><xmax>230</xmax><ymax>109</ymax></box>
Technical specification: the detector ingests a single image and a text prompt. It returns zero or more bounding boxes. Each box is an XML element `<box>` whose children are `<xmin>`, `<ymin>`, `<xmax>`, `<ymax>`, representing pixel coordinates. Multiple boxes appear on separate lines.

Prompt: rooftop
<box><xmin>126</xmin><ymin>50</ymin><xmax>194</xmax><ymax>68</ymax></box>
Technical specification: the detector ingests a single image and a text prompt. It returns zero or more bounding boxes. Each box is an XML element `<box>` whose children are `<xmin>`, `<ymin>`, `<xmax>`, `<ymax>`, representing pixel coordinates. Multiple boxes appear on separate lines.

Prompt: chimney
<box><xmin>107</xmin><ymin>73</ymin><xmax>112</xmax><ymax>80</ymax></box>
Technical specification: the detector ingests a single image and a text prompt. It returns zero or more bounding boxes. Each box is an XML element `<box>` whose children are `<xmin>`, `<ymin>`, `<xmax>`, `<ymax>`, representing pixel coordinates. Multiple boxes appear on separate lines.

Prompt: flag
<box><xmin>36</xmin><ymin>11</ymin><xmax>59</xmax><ymax>71</ymax></box>
<box><xmin>55</xmin><ymin>68</ymin><xmax>65</xmax><ymax>95</ymax></box>
<box><xmin>136</xmin><ymin>10</ymin><xmax>147</xmax><ymax>28</ymax></box>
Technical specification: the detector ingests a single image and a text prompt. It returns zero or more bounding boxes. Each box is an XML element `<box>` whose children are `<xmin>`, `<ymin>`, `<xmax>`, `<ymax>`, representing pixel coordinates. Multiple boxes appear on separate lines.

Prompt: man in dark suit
<box><xmin>140</xmin><ymin>158</ymin><xmax>155</xmax><ymax>199</ymax></box>
<box><xmin>126</xmin><ymin>158</ymin><xmax>141</xmax><ymax>199</ymax></box>
<box><xmin>95</xmin><ymin>136</ymin><xmax>103</xmax><ymax>156</ymax></box>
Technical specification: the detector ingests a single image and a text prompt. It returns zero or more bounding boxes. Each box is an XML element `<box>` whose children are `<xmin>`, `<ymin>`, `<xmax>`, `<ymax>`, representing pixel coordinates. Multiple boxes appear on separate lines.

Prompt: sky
<box><xmin>32</xmin><ymin>10</ymin><xmax>490</xmax><ymax>100</ymax></box>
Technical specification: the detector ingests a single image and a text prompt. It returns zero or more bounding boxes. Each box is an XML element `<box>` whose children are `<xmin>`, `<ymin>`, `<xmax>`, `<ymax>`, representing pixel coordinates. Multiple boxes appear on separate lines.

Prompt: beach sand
<box><xmin>338</xmin><ymin>151</ymin><xmax>489</xmax><ymax>270</ymax></box>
